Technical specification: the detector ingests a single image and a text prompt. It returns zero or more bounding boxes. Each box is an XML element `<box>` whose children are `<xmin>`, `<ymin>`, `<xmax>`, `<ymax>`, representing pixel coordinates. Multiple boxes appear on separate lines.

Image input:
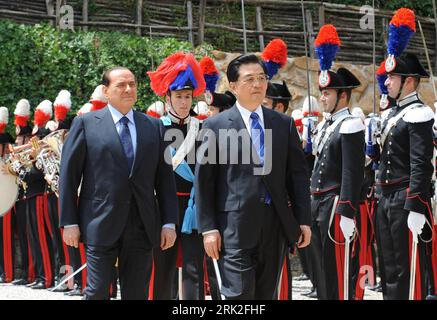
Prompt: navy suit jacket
<box><xmin>195</xmin><ymin>105</ymin><xmax>311</xmax><ymax>249</ymax></box>
<box><xmin>59</xmin><ymin>107</ymin><xmax>178</xmax><ymax>247</ymax></box>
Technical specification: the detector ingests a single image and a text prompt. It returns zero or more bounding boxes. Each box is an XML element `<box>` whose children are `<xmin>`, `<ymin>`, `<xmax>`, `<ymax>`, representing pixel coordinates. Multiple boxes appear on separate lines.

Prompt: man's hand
<box><xmin>203</xmin><ymin>231</ymin><xmax>221</xmax><ymax>260</ymax></box>
<box><xmin>63</xmin><ymin>226</ymin><xmax>80</xmax><ymax>248</ymax></box>
<box><xmin>297</xmin><ymin>225</ymin><xmax>311</xmax><ymax>248</ymax></box>
<box><xmin>160</xmin><ymin>227</ymin><xmax>177</xmax><ymax>250</ymax></box>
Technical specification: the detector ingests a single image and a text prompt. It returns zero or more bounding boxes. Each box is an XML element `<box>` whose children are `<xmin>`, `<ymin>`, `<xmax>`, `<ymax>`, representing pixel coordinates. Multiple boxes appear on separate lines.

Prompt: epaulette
<box><xmin>402</xmin><ymin>105</ymin><xmax>434</xmax><ymax>123</ymax></box>
<box><xmin>339</xmin><ymin>116</ymin><xmax>365</xmax><ymax>134</ymax></box>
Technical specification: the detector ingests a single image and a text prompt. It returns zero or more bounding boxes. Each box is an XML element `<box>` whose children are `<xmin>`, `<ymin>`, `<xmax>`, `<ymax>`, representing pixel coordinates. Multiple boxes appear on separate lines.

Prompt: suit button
<box><xmin>316</xmin><ymin>188</ymin><xmax>320</xmax><ymax>192</ymax></box>
<box><xmin>389</xmin><ymin>141</ymin><xmax>392</xmax><ymax>145</ymax></box>
<box><xmin>318</xmin><ymin>180</ymin><xmax>321</xmax><ymax>183</ymax></box>
<box><xmin>388</xmin><ymin>161</ymin><xmax>391</xmax><ymax>165</ymax></box>
<box><xmin>322</xmin><ymin>163</ymin><xmax>325</xmax><ymax>166</ymax></box>
<box><xmin>385</xmin><ymin>180</ymin><xmax>389</xmax><ymax>183</ymax></box>
<box><xmin>387</xmin><ymin>151</ymin><xmax>390</xmax><ymax>155</ymax></box>
<box><xmin>319</xmin><ymin>171</ymin><xmax>322</xmax><ymax>175</ymax></box>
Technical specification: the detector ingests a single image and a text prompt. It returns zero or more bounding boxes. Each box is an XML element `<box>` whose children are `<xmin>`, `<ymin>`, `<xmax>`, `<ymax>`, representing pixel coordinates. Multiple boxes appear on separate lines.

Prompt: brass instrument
<box><xmin>4</xmin><ymin>137</ymin><xmax>40</xmax><ymax>187</ymax></box>
<box><xmin>4</xmin><ymin>129</ymin><xmax>68</xmax><ymax>198</ymax></box>
<box><xmin>34</xmin><ymin>129</ymin><xmax>67</xmax><ymax>196</ymax></box>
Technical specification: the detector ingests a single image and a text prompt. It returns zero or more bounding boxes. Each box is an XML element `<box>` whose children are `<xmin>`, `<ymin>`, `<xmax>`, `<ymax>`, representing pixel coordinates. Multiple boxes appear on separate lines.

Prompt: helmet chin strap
<box><xmin>167</xmin><ymin>90</ymin><xmax>194</xmax><ymax>119</ymax></box>
<box><xmin>395</xmin><ymin>76</ymin><xmax>407</xmax><ymax>101</ymax></box>
<box><xmin>328</xmin><ymin>89</ymin><xmax>343</xmax><ymax>114</ymax></box>
<box><xmin>167</xmin><ymin>93</ymin><xmax>186</xmax><ymax>119</ymax></box>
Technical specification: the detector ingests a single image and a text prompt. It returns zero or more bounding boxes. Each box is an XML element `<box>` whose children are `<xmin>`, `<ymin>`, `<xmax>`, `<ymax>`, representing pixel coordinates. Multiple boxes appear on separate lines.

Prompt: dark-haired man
<box><xmin>263</xmin><ymin>81</ymin><xmax>292</xmax><ymax>114</ymax></box>
<box><xmin>376</xmin><ymin>53</ymin><xmax>434</xmax><ymax>300</ymax></box>
<box><xmin>195</xmin><ymin>54</ymin><xmax>311</xmax><ymax>299</ymax></box>
<box><xmin>310</xmin><ymin>67</ymin><xmax>365</xmax><ymax>300</ymax></box>
<box><xmin>60</xmin><ymin>67</ymin><xmax>178</xmax><ymax>299</ymax></box>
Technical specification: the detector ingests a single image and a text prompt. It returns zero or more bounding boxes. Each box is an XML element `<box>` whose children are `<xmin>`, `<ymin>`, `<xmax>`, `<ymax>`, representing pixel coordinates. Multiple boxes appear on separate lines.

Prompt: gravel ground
<box><xmin>0</xmin><ymin>279</ymin><xmax>382</xmax><ymax>300</ymax></box>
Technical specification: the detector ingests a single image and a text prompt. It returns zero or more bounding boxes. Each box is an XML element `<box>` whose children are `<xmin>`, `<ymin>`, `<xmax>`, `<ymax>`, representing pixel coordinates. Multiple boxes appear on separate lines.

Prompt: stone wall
<box><xmin>211</xmin><ymin>50</ymin><xmax>437</xmax><ymax>114</ymax></box>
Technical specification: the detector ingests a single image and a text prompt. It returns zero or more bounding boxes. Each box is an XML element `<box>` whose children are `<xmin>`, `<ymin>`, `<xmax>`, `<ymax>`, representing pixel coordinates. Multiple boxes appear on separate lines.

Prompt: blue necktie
<box><xmin>250</xmin><ymin>112</ymin><xmax>271</xmax><ymax>205</ymax></box>
<box><xmin>119</xmin><ymin>116</ymin><xmax>134</xmax><ymax>171</ymax></box>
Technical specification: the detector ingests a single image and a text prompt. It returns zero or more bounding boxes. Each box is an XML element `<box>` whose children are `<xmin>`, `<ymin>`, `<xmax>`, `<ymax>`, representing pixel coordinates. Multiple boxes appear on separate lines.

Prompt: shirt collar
<box><xmin>236</xmin><ymin>101</ymin><xmax>264</xmax><ymax>124</ymax></box>
<box><xmin>107</xmin><ymin>104</ymin><xmax>135</xmax><ymax>125</ymax></box>
<box><xmin>168</xmin><ymin>110</ymin><xmax>191</xmax><ymax>126</ymax></box>
<box><xmin>398</xmin><ymin>91</ymin><xmax>419</xmax><ymax>108</ymax></box>
<box><xmin>325</xmin><ymin>107</ymin><xmax>350</xmax><ymax>122</ymax></box>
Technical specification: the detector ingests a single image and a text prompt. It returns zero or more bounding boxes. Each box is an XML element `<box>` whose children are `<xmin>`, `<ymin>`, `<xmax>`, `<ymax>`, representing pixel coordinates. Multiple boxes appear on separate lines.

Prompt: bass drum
<box><xmin>0</xmin><ymin>160</ymin><xmax>18</xmax><ymax>216</ymax></box>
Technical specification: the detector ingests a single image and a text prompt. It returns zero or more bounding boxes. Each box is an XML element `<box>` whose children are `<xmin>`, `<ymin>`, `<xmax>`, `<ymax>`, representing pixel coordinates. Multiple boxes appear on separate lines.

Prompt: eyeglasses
<box><xmin>238</xmin><ymin>74</ymin><xmax>269</xmax><ymax>85</ymax></box>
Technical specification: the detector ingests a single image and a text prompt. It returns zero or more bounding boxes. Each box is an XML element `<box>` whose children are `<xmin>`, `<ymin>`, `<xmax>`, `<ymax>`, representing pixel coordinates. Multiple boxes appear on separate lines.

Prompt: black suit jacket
<box><xmin>195</xmin><ymin>105</ymin><xmax>311</xmax><ymax>249</ymax></box>
<box><xmin>59</xmin><ymin>107</ymin><xmax>178</xmax><ymax>247</ymax></box>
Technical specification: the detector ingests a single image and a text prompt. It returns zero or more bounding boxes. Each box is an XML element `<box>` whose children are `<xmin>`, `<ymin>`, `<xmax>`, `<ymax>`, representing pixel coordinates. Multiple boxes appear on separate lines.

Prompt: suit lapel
<box><xmin>130</xmin><ymin>111</ymin><xmax>147</xmax><ymax>177</ymax></box>
<box><xmin>95</xmin><ymin>107</ymin><xmax>130</xmax><ymax>175</ymax></box>
<box><xmin>228</xmin><ymin>105</ymin><xmax>246</xmax><ymax>132</ymax></box>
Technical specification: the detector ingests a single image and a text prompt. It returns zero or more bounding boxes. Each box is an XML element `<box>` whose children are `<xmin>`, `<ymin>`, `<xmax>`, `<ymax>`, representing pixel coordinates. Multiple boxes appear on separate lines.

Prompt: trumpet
<box><xmin>35</xmin><ymin>129</ymin><xmax>67</xmax><ymax>195</ymax></box>
<box><xmin>4</xmin><ymin>130</ymin><xmax>67</xmax><ymax>195</ymax></box>
<box><xmin>4</xmin><ymin>137</ymin><xmax>40</xmax><ymax>181</ymax></box>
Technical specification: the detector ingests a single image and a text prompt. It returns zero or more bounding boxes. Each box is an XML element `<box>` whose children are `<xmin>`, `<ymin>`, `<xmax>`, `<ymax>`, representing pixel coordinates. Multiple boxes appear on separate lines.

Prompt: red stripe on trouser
<box><xmin>27</xmin><ymin>234</ymin><xmax>35</xmax><ymax>283</ymax></box>
<box><xmin>279</xmin><ymin>259</ymin><xmax>289</xmax><ymax>300</ymax></box>
<box><xmin>203</xmin><ymin>257</ymin><xmax>209</xmax><ymax>296</ymax></box>
<box><xmin>148</xmin><ymin>260</ymin><xmax>155</xmax><ymax>300</ymax></box>
<box><xmin>354</xmin><ymin>202</ymin><xmax>369</xmax><ymax>300</ymax></box>
<box><xmin>36</xmin><ymin>196</ymin><xmax>53</xmax><ymax>288</ymax></box>
<box><xmin>109</xmin><ymin>282</ymin><xmax>113</xmax><ymax>297</ymax></box>
<box><xmin>79</xmin><ymin>243</ymin><xmax>87</xmax><ymax>291</ymax></box>
<box><xmin>176</xmin><ymin>239</ymin><xmax>183</xmax><ymax>268</ymax></box>
<box><xmin>408</xmin><ymin>232</ymin><xmax>422</xmax><ymax>300</ymax></box>
<box><xmin>3</xmin><ymin>211</ymin><xmax>13</xmax><ymax>282</ymax></box>
<box><xmin>42</xmin><ymin>194</ymin><xmax>53</xmax><ymax>237</ymax></box>
<box><xmin>367</xmin><ymin>199</ymin><xmax>377</xmax><ymax>286</ymax></box>
<box><xmin>334</xmin><ymin>214</ymin><xmax>345</xmax><ymax>300</ymax></box>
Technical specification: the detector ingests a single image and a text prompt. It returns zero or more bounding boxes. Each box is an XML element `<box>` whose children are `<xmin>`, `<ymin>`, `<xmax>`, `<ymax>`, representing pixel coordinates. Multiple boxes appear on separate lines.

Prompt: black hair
<box><xmin>102</xmin><ymin>67</ymin><xmax>136</xmax><ymax>86</ymax></box>
<box><xmin>338</xmin><ymin>89</ymin><xmax>352</xmax><ymax>103</ymax></box>
<box><xmin>273</xmin><ymin>99</ymin><xmax>290</xmax><ymax>113</ymax></box>
<box><xmin>226</xmin><ymin>54</ymin><xmax>268</xmax><ymax>83</ymax></box>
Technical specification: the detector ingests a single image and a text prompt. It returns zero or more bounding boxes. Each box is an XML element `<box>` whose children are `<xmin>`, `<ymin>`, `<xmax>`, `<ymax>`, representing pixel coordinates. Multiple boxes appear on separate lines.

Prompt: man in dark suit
<box><xmin>60</xmin><ymin>67</ymin><xmax>178</xmax><ymax>300</ymax></box>
<box><xmin>195</xmin><ymin>54</ymin><xmax>312</xmax><ymax>300</ymax></box>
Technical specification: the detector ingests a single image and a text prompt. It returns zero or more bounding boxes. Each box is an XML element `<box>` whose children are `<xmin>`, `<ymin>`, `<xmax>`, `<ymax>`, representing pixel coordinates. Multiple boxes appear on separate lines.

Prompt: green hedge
<box><xmin>0</xmin><ymin>20</ymin><xmax>212</xmax><ymax>135</ymax></box>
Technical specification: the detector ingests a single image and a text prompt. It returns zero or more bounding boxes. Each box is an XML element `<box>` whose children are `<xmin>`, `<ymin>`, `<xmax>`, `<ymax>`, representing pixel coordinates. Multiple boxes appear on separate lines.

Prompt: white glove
<box><xmin>340</xmin><ymin>215</ymin><xmax>355</xmax><ymax>241</ymax></box>
<box><xmin>407</xmin><ymin>211</ymin><xmax>426</xmax><ymax>243</ymax></box>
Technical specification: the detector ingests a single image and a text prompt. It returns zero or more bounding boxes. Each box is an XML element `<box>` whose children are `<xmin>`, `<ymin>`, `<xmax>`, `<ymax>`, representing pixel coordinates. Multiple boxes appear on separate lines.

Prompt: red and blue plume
<box><xmin>315</xmin><ymin>24</ymin><xmax>341</xmax><ymax>72</ymax></box>
<box><xmin>376</xmin><ymin>61</ymin><xmax>388</xmax><ymax>95</ymax></box>
<box><xmin>261</xmin><ymin>38</ymin><xmax>288</xmax><ymax>79</ymax></box>
<box><xmin>387</xmin><ymin>8</ymin><xmax>415</xmax><ymax>57</ymax></box>
<box><xmin>147</xmin><ymin>52</ymin><xmax>206</xmax><ymax>97</ymax></box>
<box><xmin>200</xmin><ymin>56</ymin><xmax>219</xmax><ymax>93</ymax></box>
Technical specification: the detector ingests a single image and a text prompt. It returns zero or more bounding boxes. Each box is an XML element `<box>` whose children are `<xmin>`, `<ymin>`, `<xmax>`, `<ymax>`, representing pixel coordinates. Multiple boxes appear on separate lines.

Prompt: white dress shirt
<box><xmin>235</xmin><ymin>101</ymin><xmax>265</xmax><ymax>136</ymax></box>
<box><xmin>107</xmin><ymin>104</ymin><xmax>137</xmax><ymax>157</ymax></box>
